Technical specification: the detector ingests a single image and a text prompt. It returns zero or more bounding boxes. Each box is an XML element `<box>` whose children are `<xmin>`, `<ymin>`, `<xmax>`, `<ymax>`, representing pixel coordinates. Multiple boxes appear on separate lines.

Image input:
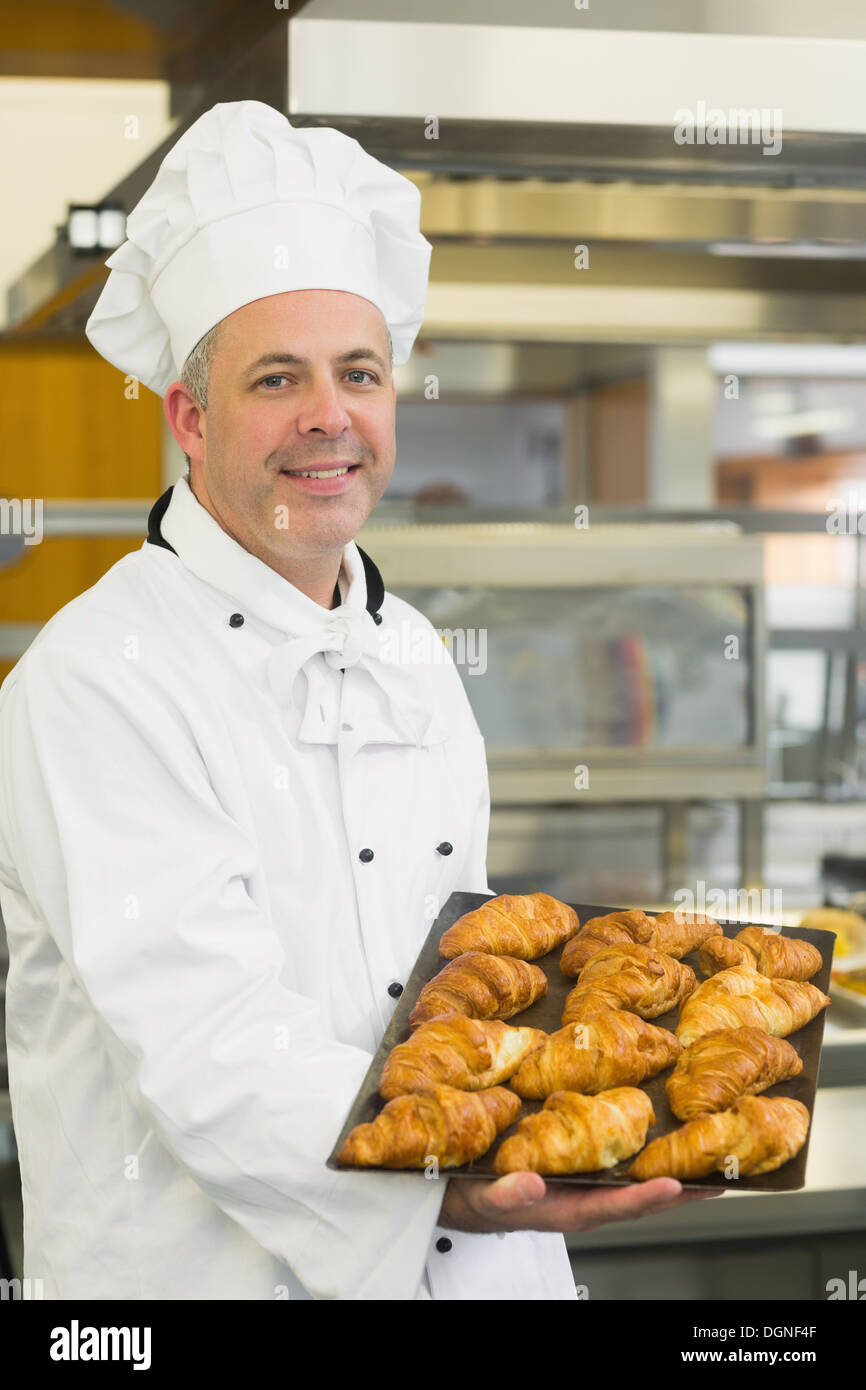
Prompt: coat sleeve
<box><xmin>0</xmin><ymin>639</ymin><xmax>445</xmax><ymax>1300</ymax></box>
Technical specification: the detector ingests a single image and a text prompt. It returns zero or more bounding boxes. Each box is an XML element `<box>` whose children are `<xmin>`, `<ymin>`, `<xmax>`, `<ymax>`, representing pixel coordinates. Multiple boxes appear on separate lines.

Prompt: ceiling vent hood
<box><xmin>288</xmin><ymin>18</ymin><xmax>866</xmax><ymax>186</ymax></box>
<box><xmin>7</xmin><ymin>12</ymin><xmax>866</xmax><ymax>339</ymax></box>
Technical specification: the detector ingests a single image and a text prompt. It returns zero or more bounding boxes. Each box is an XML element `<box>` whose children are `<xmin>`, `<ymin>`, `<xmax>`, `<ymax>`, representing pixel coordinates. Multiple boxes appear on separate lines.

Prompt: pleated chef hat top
<box><xmin>85</xmin><ymin>100</ymin><xmax>432</xmax><ymax>397</ymax></box>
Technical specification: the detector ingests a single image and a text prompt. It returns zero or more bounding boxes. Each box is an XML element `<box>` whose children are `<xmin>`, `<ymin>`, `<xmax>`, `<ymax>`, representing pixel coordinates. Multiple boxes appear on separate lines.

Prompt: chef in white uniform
<box><xmin>0</xmin><ymin>101</ymin><xmax>709</xmax><ymax>1301</ymax></box>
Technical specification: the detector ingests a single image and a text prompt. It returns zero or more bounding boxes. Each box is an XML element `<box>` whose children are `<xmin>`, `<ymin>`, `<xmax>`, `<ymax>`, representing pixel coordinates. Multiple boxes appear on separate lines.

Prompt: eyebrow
<box><xmin>243</xmin><ymin>348</ymin><xmax>389</xmax><ymax>380</ymax></box>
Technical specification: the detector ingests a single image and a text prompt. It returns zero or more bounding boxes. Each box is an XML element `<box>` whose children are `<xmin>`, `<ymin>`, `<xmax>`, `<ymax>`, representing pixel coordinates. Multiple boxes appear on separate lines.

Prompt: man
<box><xmin>0</xmin><ymin>102</ymin><xmax>711</xmax><ymax>1301</ymax></box>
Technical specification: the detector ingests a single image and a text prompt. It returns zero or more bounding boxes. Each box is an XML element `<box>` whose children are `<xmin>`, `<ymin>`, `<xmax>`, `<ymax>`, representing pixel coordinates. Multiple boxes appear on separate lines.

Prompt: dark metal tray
<box><xmin>327</xmin><ymin>894</ymin><xmax>835</xmax><ymax>1191</ymax></box>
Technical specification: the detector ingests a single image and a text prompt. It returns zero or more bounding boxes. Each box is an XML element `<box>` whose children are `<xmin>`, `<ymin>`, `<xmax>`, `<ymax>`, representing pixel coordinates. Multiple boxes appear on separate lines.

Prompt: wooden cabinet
<box><xmin>0</xmin><ymin>341</ymin><xmax>162</xmax><ymax>679</ymax></box>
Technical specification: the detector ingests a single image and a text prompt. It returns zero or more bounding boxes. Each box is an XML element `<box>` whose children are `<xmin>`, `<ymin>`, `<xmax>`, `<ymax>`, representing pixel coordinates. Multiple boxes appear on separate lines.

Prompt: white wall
<box><xmin>0</xmin><ymin>78</ymin><xmax>176</xmax><ymax>329</ymax></box>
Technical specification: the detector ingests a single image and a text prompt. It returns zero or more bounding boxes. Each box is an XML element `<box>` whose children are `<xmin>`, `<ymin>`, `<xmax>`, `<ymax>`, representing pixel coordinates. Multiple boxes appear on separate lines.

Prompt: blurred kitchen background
<box><xmin>1</xmin><ymin>0</ymin><xmax>866</xmax><ymax>1299</ymax></box>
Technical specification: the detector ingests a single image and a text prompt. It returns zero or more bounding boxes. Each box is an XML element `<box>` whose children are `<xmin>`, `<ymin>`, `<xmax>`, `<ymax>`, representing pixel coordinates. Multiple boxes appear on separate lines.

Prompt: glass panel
<box><xmin>394</xmin><ymin>585</ymin><xmax>752</xmax><ymax>751</ymax></box>
<box><xmin>766</xmin><ymin>649</ymin><xmax>827</xmax><ymax>790</ymax></box>
<box><xmin>766</xmin><ymin>650</ymin><xmax>866</xmax><ymax>795</ymax></box>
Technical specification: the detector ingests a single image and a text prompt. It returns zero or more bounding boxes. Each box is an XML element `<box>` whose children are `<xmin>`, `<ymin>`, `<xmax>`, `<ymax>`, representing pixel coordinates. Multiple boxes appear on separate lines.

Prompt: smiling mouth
<box><xmin>280</xmin><ymin>464</ymin><xmax>361</xmax><ymax>479</ymax></box>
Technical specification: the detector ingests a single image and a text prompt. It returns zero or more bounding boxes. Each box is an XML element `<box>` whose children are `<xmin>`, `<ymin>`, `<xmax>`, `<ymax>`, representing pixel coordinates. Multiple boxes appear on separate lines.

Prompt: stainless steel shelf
<box><xmin>567</xmin><ymin>1086</ymin><xmax>866</xmax><ymax>1251</ymax></box>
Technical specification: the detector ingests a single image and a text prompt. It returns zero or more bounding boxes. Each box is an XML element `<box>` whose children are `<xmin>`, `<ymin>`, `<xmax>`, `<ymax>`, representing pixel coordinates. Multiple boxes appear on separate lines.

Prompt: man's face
<box><xmin>188</xmin><ymin>289</ymin><xmax>396</xmax><ymax>567</ymax></box>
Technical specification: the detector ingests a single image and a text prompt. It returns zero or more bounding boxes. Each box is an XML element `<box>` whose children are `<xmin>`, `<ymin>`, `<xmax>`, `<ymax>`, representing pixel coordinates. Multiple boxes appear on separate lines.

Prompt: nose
<box><xmin>295</xmin><ymin>377</ymin><xmax>353</xmax><ymax>437</ymax></box>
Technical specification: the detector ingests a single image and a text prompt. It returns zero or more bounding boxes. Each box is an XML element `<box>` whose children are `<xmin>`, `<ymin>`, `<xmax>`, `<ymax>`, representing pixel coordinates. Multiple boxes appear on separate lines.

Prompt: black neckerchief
<box><xmin>145</xmin><ymin>485</ymin><xmax>385</xmax><ymax>617</ymax></box>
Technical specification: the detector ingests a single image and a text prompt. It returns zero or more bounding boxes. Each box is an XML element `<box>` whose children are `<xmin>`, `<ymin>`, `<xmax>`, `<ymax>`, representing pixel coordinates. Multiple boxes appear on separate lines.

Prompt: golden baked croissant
<box><xmin>676</xmin><ymin>967</ymin><xmax>830</xmax><ymax>1047</ymax></box>
<box><xmin>699</xmin><ymin>936</ymin><xmax>754</xmax><ymax>975</ymax></box>
<box><xmin>493</xmin><ymin>1087</ymin><xmax>655</xmax><ymax>1175</ymax></box>
<box><xmin>647</xmin><ymin>911</ymin><xmax>720</xmax><ymax>958</ymax></box>
<box><xmin>627</xmin><ymin>1095</ymin><xmax>810</xmax><ymax>1180</ymax></box>
<box><xmin>560</xmin><ymin>910</ymin><xmax>657</xmax><ymax>976</ymax></box>
<box><xmin>337</xmin><ymin>1083</ymin><xmax>521</xmax><ymax>1169</ymax></box>
<box><xmin>735</xmin><ymin>926</ymin><xmax>823</xmax><ymax>981</ymax></box>
<box><xmin>700</xmin><ymin>930</ymin><xmax>822</xmax><ymax>982</ymax></box>
<box><xmin>509</xmin><ymin>1012</ymin><xmax>681</xmax><ymax>1098</ymax></box>
<box><xmin>439</xmin><ymin>892</ymin><xmax>579</xmax><ymax>961</ymax></box>
<box><xmin>560</xmin><ymin>909</ymin><xmax>718</xmax><ymax>976</ymax></box>
<box><xmin>561</xmin><ymin>944</ymin><xmax>697</xmax><ymax>1023</ymax></box>
<box><xmin>380</xmin><ymin>1015</ymin><xmax>547</xmax><ymax>1099</ymax></box>
<box><xmin>666</xmin><ymin>1026</ymin><xmax>803</xmax><ymax>1120</ymax></box>
<box><xmin>409</xmin><ymin>951</ymin><xmax>548</xmax><ymax>1028</ymax></box>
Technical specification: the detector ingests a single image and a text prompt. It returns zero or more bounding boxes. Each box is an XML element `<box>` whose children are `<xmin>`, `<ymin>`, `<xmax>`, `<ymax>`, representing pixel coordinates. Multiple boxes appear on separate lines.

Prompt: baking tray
<box><xmin>327</xmin><ymin>894</ymin><xmax>835</xmax><ymax>1191</ymax></box>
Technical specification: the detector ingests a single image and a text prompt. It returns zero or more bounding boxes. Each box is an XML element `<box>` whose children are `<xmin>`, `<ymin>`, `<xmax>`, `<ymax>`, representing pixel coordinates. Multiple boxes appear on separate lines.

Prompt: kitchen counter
<box><xmin>568</xmin><ymin>1085</ymin><xmax>866</xmax><ymax>1251</ymax></box>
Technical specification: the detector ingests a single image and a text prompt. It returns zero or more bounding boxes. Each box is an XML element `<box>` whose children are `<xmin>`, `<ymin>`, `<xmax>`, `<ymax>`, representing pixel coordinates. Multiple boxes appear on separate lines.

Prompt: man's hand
<box><xmin>438</xmin><ymin>1171</ymin><xmax>721</xmax><ymax>1235</ymax></box>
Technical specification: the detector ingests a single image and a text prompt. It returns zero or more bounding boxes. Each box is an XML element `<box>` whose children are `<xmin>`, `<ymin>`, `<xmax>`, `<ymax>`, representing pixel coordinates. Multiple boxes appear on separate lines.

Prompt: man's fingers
<box><xmin>454</xmin><ymin>1171</ymin><xmax>728</xmax><ymax>1234</ymax></box>
<box><xmin>540</xmin><ymin>1177</ymin><xmax>687</xmax><ymax>1228</ymax></box>
<box><xmin>537</xmin><ymin>1180</ymin><xmax>726</xmax><ymax>1229</ymax></box>
<box><xmin>464</xmin><ymin>1173</ymin><xmax>683</xmax><ymax>1225</ymax></box>
<box><xmin>471</xmin><ymin>1170</ymin><xmax>547</xmax><ymax>1214</ymax></box>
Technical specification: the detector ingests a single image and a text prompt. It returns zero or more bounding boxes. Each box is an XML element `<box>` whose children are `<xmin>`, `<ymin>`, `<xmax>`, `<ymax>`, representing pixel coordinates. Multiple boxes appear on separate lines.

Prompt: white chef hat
<box><xmin>85</xmin><ymin>100</ymin><xmax>432</xmax><ymax>397</ymax></box>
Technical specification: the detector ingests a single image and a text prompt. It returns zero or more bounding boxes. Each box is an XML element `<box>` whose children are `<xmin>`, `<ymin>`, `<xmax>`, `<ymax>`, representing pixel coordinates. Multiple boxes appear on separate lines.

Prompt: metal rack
<box><xmin>5</xmin><ymin>499</ymin><xmax>865</xmax><ymax>874</ymax></box>
<box><xmin>358</xmin><ymin>518</ymin><xmax>766</xmax><ymax>891</ymax></box>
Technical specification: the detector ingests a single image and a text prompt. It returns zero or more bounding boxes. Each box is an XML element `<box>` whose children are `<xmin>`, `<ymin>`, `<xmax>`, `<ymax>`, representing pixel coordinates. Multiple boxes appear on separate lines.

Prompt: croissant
<box><xmin>647</xmin><ymin>911</ymin><xmax>720</xmax><ymax>959</ymax></box>
<box><xmin>560</xmin><ymin>909</ymin><xmax>718</xmax><ymax>976</ymax></box>
<box><xmin>699</xmin><ymin>936</ymin><xmax>754</xmax><ymax>976</ymax></box>
<box><xmin>509</xmin><ymin>1012</ymin><xmax>681</xmax><ymax>1099</ymax></box>
<box><xmin>409</xmin><ymin>952</ymin><xmax>548</xmax><ymax>1028</ymax></box>
<box><xmin>676</xmin><ymin>967</ymin><xmax>830</xmax><ymax>1047</ymax></box>
<box><xmin>666</xmin><ymin>1026</ymin><xmax>803</xmax><ymax>1120</ymax></box>
<box><xmin>627</xmin><ymin>1095</ymin><xmax>810</xmax><ymax>1180</ymax></box>
<box><xmin>337</xmin><ymin>1083</ymin><xmax>521</xmax><ymax>1169</ymax></box>
<box><xmin>380</xmin><ymin>1015</ymin><xmax>547</xmax><ymax>1099</ymax></box>
<box><xmin>560</xmin><ymin>910</ymin><xmax>657</xmax><ymax>976</ymax></box>
<box><xmin>700</xmin><ymin>930</ymin><xmax>822</xmax><ymax>982</ymax></box>
<box><xmin>735</xmin><ymin>927</ymin><xmax>823</xmax><ymax>981</ymax></box>
<box><xmin>439</xmin><ymin>892</ymin><xmax>579</xmax><ymax>961</ymax></box>
<box><xmin>561</xmin><ymin>944</ymin><xmax>697</xmax><ymax>1023</ymax></box>
<box><xmin>493</xmin><ymin>1087</ymin><xmax>655</xmax><ymax>1175</ymax></box>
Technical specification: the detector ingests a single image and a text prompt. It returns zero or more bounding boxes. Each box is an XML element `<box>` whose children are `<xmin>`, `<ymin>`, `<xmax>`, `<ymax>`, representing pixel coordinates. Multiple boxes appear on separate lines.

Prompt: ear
<box><xmin>164</xmin><ymin>382</ymin><xmax>204</xmax><ymax>463</ymax></box>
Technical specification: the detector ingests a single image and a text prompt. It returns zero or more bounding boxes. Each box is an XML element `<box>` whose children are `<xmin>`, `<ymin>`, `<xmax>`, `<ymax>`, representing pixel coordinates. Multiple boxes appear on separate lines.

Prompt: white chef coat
<box><xmin>0</xmin><ymin>475</ymin><xmax>576</xmax><ymax>1301</ymax></box>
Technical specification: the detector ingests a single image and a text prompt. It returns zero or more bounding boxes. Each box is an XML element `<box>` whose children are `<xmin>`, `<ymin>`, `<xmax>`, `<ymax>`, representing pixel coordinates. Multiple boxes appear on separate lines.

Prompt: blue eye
<box><xmin>257</xmin><ymin>369</ymin><xmax>378</xmax><ymax>389</ymax></box>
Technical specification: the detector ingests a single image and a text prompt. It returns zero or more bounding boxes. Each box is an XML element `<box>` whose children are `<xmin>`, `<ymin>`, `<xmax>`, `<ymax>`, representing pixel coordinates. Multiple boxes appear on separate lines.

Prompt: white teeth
<box><xmin>287</xmin><ymin>466</ymin><xmax>349</xmax><ymax>478</ymax></box>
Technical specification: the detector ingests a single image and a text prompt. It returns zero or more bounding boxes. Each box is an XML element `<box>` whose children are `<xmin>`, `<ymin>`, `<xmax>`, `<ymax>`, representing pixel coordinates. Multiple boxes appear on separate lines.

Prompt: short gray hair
<box><xmin>180</xmin><ymin>321</ymin><xmax>220</xmax><ymax>412</ymax></box>
<box><xmin>179</xmin><ymin>324</ymin><xmax>220</xmax><ymax>471</ymax></box>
